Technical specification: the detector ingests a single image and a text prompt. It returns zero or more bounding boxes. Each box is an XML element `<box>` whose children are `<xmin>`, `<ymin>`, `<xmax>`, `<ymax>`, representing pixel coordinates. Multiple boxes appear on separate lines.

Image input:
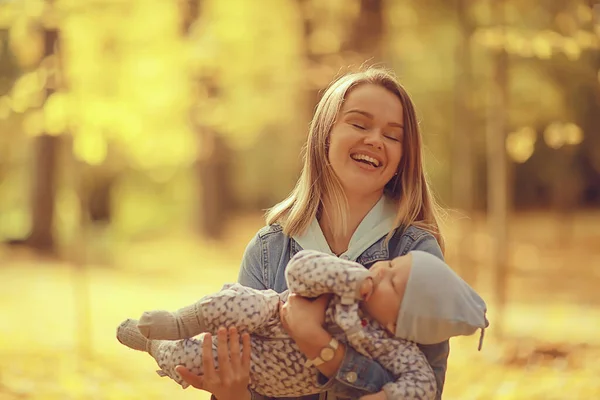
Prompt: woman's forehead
<box><xmin>341</xmin><ymin>84</ymin><xmax>404</xmax><ymax>123</ymax></box>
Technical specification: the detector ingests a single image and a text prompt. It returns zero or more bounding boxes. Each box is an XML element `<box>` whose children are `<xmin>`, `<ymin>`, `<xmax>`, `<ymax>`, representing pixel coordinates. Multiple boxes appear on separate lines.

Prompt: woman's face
<box><xmin>360</xmin><ymin>254</ymin><xmax>412</xmax><ymax>334</ymax></box>
<box><xmin>327</xmin><ymin>84</ymin><xmax>404</xmax><ymax>198</ymax></box>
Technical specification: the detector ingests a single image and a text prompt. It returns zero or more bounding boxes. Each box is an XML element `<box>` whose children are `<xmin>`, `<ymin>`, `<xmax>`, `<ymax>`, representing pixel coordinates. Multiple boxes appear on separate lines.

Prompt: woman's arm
<box><xmin>281</xmin><ymin>294</ymin><xmax>394</xmax><ymax>398</ymax></box>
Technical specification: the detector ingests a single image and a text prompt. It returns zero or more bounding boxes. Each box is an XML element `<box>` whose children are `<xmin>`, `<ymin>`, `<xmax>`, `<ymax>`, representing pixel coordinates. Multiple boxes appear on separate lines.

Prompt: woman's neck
<box><xmin>319</xmin><ymin>191</ymin><xmax>383</xmax><ymax>256</ymax></box>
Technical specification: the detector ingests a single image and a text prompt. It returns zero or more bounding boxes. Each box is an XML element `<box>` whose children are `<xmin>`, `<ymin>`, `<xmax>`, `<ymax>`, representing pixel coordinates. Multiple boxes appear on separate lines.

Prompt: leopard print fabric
<box><xmin>120</xmin><ymin>250</ymin><xmax>436</xmax><ymax>399</ymax></box>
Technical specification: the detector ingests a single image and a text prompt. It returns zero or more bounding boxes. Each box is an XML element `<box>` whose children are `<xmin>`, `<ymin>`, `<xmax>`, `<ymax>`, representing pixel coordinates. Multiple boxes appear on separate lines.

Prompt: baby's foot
<box><xmin>117</xmin><ymin>319</ymin><xmax>151</xmax><ymax>352</ymax></box>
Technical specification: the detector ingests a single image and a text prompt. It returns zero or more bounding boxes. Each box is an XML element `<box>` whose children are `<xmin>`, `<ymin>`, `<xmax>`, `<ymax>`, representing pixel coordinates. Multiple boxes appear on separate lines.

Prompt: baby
<box><xmin>117</xmin><ymin>250</ymin><xmax>488</xmax><ymax>400</ymax></box>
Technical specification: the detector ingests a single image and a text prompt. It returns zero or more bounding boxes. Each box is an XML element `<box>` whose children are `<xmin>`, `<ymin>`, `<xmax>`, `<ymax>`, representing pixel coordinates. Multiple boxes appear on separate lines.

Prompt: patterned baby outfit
<box><xmin>117</xmin><ymin>250</ymin><xmax>437</xmax><ymax>400</ymax></box>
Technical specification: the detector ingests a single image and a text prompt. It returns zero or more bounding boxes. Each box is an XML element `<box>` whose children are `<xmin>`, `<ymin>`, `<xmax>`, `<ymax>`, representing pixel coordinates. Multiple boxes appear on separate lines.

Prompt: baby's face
<box><xmin>359</xmin><ymin>253</ymin><xmax>412</xmax><ymax>334</ymax></box>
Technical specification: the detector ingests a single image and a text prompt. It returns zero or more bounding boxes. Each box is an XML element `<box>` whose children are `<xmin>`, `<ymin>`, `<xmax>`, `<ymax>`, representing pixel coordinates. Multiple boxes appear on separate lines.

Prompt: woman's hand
<box><xmin>175</xmin><ymin>326</ymin><xmax>251</xmax><ymax>400</ymax></box>
<box><xmin>280</xmin><ymin>293</ymin><xmax>345</xmax><ymax>378</ymax></box>
<box><xmin>279</xmin><ymin>293</ymin><xmax>331</xmax><ymax>341</ymax></box>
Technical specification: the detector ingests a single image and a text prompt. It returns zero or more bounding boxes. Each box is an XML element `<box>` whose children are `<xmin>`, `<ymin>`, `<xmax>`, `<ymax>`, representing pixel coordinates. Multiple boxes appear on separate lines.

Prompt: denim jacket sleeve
<box><xmin>409</xmin><ymin>232</ymin><xmax>450</xmax><ymax>400</ymax></box>
<box><xmin>237</xmin><ymin>233</ymin><xmax>268</xmax><ymax>290</ymax></box>
<box><xmin>320</xmin><ymin>345</ymin><xmax>394</xmax><ymax>398</ymax></box>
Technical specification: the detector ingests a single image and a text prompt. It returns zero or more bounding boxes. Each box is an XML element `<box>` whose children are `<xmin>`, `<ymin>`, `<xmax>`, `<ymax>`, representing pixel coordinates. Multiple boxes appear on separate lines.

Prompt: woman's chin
<box><xmin>339</xmin><ymin>175</ymin><xmax>388</xmax><ymax>196</ymax></box>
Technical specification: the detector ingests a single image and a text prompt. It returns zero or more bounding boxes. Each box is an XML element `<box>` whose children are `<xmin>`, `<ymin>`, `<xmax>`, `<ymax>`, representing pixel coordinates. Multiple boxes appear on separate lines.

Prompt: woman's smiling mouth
<box><xmin>350</xmin><ymin>153</ymin><xmax>383</xmax><ymax>169</ymax></box>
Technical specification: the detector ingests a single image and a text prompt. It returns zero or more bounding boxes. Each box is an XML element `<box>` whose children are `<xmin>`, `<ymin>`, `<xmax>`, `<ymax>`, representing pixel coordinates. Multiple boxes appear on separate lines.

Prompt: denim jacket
<box><xmin>237</xmin><ymin>224</ymin><xmax>450</xmax><ymax>400</ymax></box>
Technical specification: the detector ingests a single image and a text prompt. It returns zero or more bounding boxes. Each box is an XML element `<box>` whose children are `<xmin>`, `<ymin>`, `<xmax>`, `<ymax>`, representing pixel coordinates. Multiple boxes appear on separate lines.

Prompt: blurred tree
<box><xmin>485</xmin><ymin>0</ymin><xmax>509</xmax><ymax>337</ymax></box>
<box><xmin>297</xmin><ymin>0</ymin><xmax>384</xmax><ymax>104</ymax></box>
<box><xmin>452</xmin><ymin>0</ymin><xmax>475</xmax><ymax>215</ymax></box>
<box><xmin>186</xmin><ymin>0</ymin><xmax>306</xmax><ymax>213</ymax></box>
<box><xmin>451</xmin><ymin>0</ymin><xmax>478</xmax><ymax>285</ymax></box>
<box><xmin>0</xmin><ymin>29</ymin><xmax>20</xmax><ymax>93</ymax></box>
<box><xmin>471</xmin><ymin>0</ymin><xmax>599</xmax><ymax>212</ymax></box>
<box><xmin>24</xmin><ymin>24</ymin><xmax>60</xmax><ymax>255</ymax></box>
<box><xmin>296</xmin><ymin>0</ymin><xmax>324</xmax><ymax>108</ymax></box>
<box><xmin>0</xmin><ymin>28</ymin><xmax>22</xmax><ymax>231</ymax></box>
<box><xmin>341</xmin><ymin>0</ymin><xmax>384</xmax><ymax>62</ymax></box>
<box><xmin>181</xmin><ymin>0</ymin><xmax>231</xmax><ymax>240</ymax></box>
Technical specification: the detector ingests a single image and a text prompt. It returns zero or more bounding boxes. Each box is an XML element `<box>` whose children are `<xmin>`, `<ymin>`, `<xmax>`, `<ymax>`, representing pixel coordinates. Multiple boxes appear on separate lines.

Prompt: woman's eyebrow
<box><xmin>344</xmin><ymin>109</ymin><xmax>404</xmax><ymax>128</ymax></box>
<box><xmin>345</xmin><ymin>109</ymin><xmax>373</xmax><ymax>119</ymax></box>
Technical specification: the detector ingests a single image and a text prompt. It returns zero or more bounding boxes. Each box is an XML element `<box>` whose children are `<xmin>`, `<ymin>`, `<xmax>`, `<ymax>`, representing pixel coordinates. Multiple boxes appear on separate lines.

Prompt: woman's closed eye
<box><xmin>350</xmin><ymin>122</ymin><xmax>366</xmax><ymax>130</ymax></box>
<box><xmin>384</xmin><ymin>132</ymin><xmax>402</xmax><ymax>142</ymax></box>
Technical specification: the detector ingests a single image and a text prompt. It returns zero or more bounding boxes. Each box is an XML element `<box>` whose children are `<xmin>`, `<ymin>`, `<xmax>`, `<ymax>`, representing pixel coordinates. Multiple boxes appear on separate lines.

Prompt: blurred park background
<box><xmin>0</xmin><ymin>0</ymin><xmax>599</xmax><ymax>399</ymax></box>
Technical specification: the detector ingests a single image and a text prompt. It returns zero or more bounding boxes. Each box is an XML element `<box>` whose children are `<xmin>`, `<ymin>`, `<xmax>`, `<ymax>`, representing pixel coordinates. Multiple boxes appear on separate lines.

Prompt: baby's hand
<box><xmin>359</xmin><ymin>276</ymin><xmax>374</xmax><ymax>301</ymax></box>
<box><xmin>359</xmin><ymin>391</ymin><xmax>387</xmax><ymax>400</ymax></box>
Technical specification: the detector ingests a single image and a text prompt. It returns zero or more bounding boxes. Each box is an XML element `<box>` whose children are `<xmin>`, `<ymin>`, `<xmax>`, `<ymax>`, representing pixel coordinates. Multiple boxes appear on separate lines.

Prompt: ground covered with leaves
<box><xmin>1</xmin><ymin>212</ymin><xmax>599</xmax><ymax>399</ymax></box>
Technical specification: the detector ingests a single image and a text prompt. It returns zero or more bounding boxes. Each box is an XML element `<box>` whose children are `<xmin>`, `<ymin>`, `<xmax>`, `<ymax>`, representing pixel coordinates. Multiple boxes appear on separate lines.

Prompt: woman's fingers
<box><xmin>241</xmin><ymin>332</ymin><xmax>251</xmax><ymax>371</ymax></box>
<box><xmin>202</xmin><ymin>333</ymin><xmax>218</xmax><ymax>383</ymax></box>
<box><xmin>216</xmin><ymin>327</ymin><xmax>233</xmax><ymax>382</ymax></box>
<box><xmin>228</xmin><ymin>327</ymin><xmax>241</xmax><ymax>371</ymax></box>
<box><xmin>279</xmin><ymin>301</ymin><xmax>289</xmax><ymax>330</ymax></box>
<box><xmin>174</xmin><ymin>328</ymin><xmax>251</xmax><ymax>399</ymax></box>
<box><xmin>174</xmin><ymin>365</ymin><xmax>204</xmax><ymax>390</ymax></box>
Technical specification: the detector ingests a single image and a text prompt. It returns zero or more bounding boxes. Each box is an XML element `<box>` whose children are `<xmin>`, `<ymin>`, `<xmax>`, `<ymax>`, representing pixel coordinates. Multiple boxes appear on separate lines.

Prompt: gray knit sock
<box><xmin>117</xmin><ymin>318</ymin><xmax>152</xmax><ymax>353</ymax></box>
<box><xmin>137</xmin><ymin>302</ymin><xmax>206</xmax><ymax>340</ymax></box>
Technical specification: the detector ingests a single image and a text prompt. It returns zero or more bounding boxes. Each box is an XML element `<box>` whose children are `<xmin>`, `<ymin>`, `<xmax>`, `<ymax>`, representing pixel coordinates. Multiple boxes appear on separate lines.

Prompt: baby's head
<box><xmin>360</xmin><ymin>251</ymin><xmax>489</xmax><ymax>346</ymax></box>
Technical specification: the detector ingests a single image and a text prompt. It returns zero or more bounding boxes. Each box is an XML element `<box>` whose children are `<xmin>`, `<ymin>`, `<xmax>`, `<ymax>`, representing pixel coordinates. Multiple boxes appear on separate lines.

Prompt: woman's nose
<box><xmin>363</xmin><ymin>129</ymin><xmax>383</xmax><ymax>149</ymax></box>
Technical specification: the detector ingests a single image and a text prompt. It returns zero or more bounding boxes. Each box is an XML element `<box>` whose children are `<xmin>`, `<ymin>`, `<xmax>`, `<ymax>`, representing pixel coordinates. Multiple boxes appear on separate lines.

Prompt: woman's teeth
<box><xmin>351</xmin><ymin>154</ymin><xmax>380</xmax><ymax>167</ymax></box>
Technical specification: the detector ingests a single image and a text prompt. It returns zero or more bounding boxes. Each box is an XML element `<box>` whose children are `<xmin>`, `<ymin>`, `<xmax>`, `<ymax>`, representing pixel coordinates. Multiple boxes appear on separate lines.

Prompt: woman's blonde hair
<box><xmin>265</xmin><ymin>67</ymin><xmax>445</xmax><ymax>253</ymax></box>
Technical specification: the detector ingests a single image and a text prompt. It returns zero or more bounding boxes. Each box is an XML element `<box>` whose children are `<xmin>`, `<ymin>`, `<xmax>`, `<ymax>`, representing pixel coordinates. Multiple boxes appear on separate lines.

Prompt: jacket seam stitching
<box><xmin>258</xmin><ymin>224</ymin><xmax>283</xmax><ymax>239</ymax></box>
<box><xmin>258</xmin><ymin>234</ymin><xmax>269</xmax><ymax>288</ymax></box>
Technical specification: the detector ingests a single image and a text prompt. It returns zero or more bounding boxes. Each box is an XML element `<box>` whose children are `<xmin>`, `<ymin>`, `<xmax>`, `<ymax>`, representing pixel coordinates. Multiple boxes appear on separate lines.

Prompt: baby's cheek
<box><xmin>369</xmin><ymin>287</ymin><xmax>400</xmax><ymax>325</ymax></box>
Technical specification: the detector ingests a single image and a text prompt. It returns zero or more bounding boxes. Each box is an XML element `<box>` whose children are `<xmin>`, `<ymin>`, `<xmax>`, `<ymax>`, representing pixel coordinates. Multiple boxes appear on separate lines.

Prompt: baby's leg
<box><xmin>138</xmin><ymin>283</ymin><xmax>281</xmax><ymax>340</ymax></box>
<box><xmin>117</xmin><ymin>319</ymin><xmax>217</xmax><ymax>389</ymax></box>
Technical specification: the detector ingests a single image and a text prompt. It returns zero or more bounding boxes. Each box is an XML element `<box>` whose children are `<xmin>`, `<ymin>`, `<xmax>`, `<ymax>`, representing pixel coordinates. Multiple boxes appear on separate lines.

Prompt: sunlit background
<box><xmin>0</xmin><ymin>0</ymin><xmax>599</xmax><ymax>399</ymax></box>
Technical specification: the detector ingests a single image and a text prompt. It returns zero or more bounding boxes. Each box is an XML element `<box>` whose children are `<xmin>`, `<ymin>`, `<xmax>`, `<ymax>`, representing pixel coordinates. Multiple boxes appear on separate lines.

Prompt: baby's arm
<box><xmin>137</xmin><ymin>283</ymin><xmax>281</xmax><ymax>340</ymax></box>
<box><xmin>285</xmin><ymin>250</ymin><xmax>369</xmax><ymax>303</ymax></box>
<box><xmin>348</xmin><ymin>323</ymin><xmax>436</xmax><ymax>400</ymax></box>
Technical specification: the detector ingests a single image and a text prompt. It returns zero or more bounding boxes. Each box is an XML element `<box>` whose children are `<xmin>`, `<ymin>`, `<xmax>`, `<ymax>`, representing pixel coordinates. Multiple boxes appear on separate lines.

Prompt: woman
<box><xmin>176</xmin><ymin>68</ymin><xmax>449</xmax><ymax>400</ymax></box>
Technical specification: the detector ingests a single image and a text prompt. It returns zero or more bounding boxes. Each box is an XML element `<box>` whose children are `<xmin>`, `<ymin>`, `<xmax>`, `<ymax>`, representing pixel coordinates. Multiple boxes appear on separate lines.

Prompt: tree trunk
<box><xmin>296</xmin><ymin>0</ymin><xmax>324</xmax><ymax>108</ymax></box>
<box><xmin>297</xmin><ymin>0</ymin><xmax>384</xmax><ymax>105</ymax></box>
<box><xmin>452</xmin><ymin>0</ymin><xmax>477</xmax><ymax>284</ymax></box>
<box><xmin>198</xmin><ymin>130</ymin><xmax>230</xmax><ymax>239</ymax></box>
<box><xmin>343</xmin><ymin>0</ymin><xmax>384</xmax><ymax>62</ymax></box>
<box><xmin>485</xmin><ymin>0</ymin><xmax>509</xmax><ymax>338</ymax></box>
<box><xmin>181</xmin><ymin>0</ymin><xmax>230</xmax><ymax>239</ymax></box>
<box><xmin>26</xmin><ymin>28</ymin><xmax>60</xmax><ymax>255</ymax></box>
